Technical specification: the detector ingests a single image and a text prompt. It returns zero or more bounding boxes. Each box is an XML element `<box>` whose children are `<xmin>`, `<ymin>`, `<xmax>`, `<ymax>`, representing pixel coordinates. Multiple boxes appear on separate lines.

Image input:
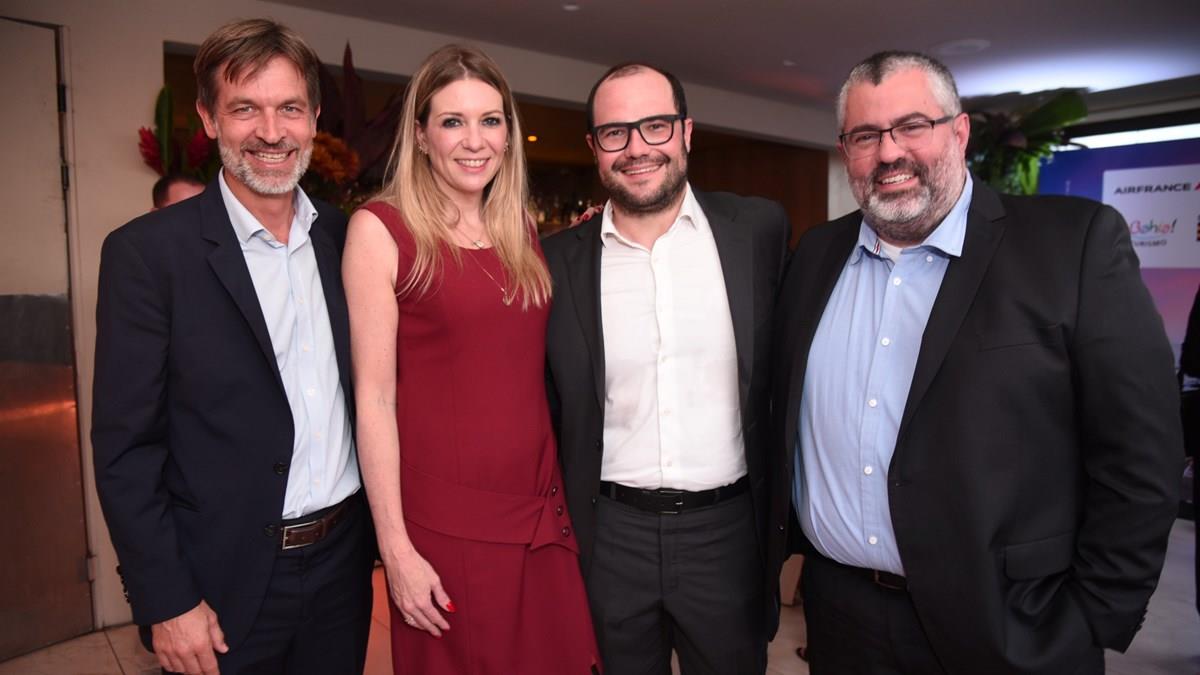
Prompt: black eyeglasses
<box><xmin>838</xmin><ymin>115</ymin><xmax>956</xmax><ymax>159</ymax></box>
<box><xmin>591</xmin><ymin>114</ymin><xmax>685</xmax><ymax>152</ymax></box>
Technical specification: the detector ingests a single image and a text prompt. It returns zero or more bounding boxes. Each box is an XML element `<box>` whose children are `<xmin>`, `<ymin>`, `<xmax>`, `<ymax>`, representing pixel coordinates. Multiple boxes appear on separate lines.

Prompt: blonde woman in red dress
<box><xmin>342</xmin><ymin>44</ymin><xmax>600</xmax><ymax>674</ymax></box>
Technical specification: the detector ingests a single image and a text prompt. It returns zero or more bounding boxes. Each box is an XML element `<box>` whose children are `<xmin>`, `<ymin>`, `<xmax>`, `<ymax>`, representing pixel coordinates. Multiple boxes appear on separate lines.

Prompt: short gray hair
<box><xmin>835</xmin><ymin>51</ymin><xmax>962</xmax><ymax>130</ymax></box>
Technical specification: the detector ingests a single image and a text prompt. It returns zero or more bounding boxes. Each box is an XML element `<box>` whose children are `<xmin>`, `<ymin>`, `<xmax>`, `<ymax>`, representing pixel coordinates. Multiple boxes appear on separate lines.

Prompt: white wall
<box><xmin>2</xmin><ymin>0</ymin><xmax>838</xmax><ymax>628</ymax></box>
<box><xmin>826</xmin><ymin>152</ymin><xmax>859</xmax><ymax>222</ymax></box>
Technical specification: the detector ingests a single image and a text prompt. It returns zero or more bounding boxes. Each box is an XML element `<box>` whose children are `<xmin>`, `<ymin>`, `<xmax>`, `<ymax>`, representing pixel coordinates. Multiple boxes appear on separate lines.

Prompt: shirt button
<box><xmin>263</xmin><ymin>524</ymin><xmax>278</xmax><ymax>538</ymax></box>
<box><xmin>273</xmin><ymin>462</ymin><xmax>287</xmax><ymax>475</ymax></box>
<box><xmin>314</xmin><ymin>431</ymin><xmax>323</xmax><ymax>440</ymax></box>
<box><xmin>868</xmin><ymin>398</ymin><xmax>878</xmax><ymax>408</ymax></box>
<box><xmin>926</xmin><ymin>255</ymin><xmax>934</xmax><ymax>263</ymax></box>
<box><xmin>306</xmin><ymin>387</ymin><xmax>316</xmax><ymax>397</ymax></box>
<box><xmin>556</xmin><ymin>506</ymin><xmax>564</xmax><ymax>516</ymax></box>
<box><xmin>864</xmin><ymin>466</ymin><xmax>874</xmax><ymax>475</ymax></box>
<box><xmin>302</xmin><ymin>344</ymin><xmax>311</xmax><ymax>352</ymax></box>
<box><xmin>892</xmin><ymin>277</ymin><xmax>902</xmax><ymax>286</ymax></box>
<box><xmin>561</xmin><ymin>527</ymin><xmax>571</xmax><ymax>537</ymax></box>
<box><xmin>662</xmin><ymin>409</ymin><xmax>671</xmax><ymax>417</ymax></box>
<box><xmin>551</xmin><ymin>486</ymin><xmax>559</xmax><ymax>496</ymax></box>
<box><xmin>880</xmin><ymin>337</ymin><xmax>891</xmax><ymax>346</ymax></box>
<box><xmin>868</xmin><ymin>535</ymin><xmax>878</xmax><ymax>545</ymax></box>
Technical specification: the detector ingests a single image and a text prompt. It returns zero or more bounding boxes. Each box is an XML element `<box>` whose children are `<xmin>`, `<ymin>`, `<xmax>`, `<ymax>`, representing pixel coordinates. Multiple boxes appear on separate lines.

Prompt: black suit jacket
<box><xmin>769</xmin><ymin>181</ymin><xmax>1182</xmax><ymax>673</ymax></box>
<box><xmin>544</xmin><ymin>189</ymin><xmax>791</xmax><ymax>636</ymax></box>
<box><xmin>92</xmin><ymin>182</ymin><xmax>353</xmax><ymax>648</ymax></box>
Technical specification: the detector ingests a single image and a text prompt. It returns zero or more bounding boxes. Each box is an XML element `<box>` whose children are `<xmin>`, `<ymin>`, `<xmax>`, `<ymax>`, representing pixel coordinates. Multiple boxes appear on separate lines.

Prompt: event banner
<box><xmin>1040</xmin><ymin>138</ymin><xmax>1200</xmax><ymax>360</ymax></box>
<box><xmin>1101</xmin><ymin>163</ymin><xmax>1200</xmax><ymax>268</ymax></box>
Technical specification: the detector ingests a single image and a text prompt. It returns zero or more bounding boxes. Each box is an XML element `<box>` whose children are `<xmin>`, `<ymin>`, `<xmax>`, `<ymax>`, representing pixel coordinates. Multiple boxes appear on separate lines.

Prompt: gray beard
<box><xmin>218</xmin><ymin>138</ymin><xmax>311</xmax><ymax>196</ymax></box>
<box><xmin>853</xmin><ymin>153</ymin><xmax>964</xmax><ymax>245</ymax></box>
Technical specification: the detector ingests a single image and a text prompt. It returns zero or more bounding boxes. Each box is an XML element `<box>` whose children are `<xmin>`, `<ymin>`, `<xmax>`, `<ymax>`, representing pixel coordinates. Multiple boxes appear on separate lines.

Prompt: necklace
<box><xmin>454</xmin><ymin>228</ymin><xmax>512</xmax><ymax>306</ymax></box>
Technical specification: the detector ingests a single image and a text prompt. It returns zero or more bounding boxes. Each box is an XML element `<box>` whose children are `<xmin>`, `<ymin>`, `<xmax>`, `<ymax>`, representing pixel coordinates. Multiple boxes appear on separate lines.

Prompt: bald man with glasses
<box><xmin>543</xmin><ymin>62</ymin><xmax>792</xmax><ymax>674</ymax></box>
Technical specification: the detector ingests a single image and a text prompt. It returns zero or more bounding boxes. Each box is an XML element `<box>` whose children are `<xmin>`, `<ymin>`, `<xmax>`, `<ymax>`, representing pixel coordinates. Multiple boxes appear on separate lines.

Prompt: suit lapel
<box><xmin>565</xmin><ymin>221</ymin><xmax>606</xmax><ymax>409</ymax></box>
<box><xmin>783</xmin><ymin>217</ymin><xmax>859</xmax><ymax>448</ymax></box>
<box><xmin>310</xmin><ymin>215</ymin><xmax>353</xmax><ymax>406</ymax></box>
<box><xmin>199</xmin><ymin>186</ymin><xmax>286</xmax><ymax>394</ymax></box>
<box><xmin>699</xmin><ymin>191</ymin><xmax>755</xmax><ymax>409</ymax></box>
<box><xmin>895</xmin><ymin>184</ymin><xmax>1006</xmax><ymax>449</ymax></box>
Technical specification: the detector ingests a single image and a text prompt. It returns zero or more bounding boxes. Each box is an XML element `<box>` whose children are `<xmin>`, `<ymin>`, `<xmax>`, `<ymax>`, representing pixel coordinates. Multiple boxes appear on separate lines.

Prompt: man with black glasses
<box><xmin>543</xmin><ymin>63</ymin><xmax>791</xmax><ymax>673</ymax></box>
<box><xmin>770</xmin><ymin>50</ymin><xmax>1182</xmax><ymax>674</ymax></box>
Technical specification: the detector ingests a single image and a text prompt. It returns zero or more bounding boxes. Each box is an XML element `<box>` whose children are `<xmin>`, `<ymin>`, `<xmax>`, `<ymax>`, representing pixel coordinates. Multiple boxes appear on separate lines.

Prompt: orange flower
<box><xmin>309</xmin><ymin>132</ymin><xmax>360</xmax><ymax>185</ymax></box>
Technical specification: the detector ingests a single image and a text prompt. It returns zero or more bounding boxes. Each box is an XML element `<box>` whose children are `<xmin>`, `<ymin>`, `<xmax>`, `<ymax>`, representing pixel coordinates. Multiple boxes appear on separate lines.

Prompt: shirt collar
<box><xmin>600</xmin><ymin>182</ymin><xmax>705</xmax><ymax>248</ymax></box>
<box><xmin>218</xmin><ymin>168</ymin><xmax>318</xmax><ymax>245</ymax></box>
<box><xmin>850</xmin><ymin>173</ymin><xmax>973</xmax><ymax>264</ymax></box>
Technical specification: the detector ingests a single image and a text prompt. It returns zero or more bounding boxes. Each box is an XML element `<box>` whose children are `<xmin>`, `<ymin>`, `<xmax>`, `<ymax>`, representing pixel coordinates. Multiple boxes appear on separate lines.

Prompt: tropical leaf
<box><xmin>1019</xmin><ymin>91</ymin><xmax>1087</xmax><ymax>139</ymax></box>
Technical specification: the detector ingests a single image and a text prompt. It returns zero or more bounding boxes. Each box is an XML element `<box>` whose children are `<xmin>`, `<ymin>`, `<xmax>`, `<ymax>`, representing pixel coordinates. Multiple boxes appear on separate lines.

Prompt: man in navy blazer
<box><xmin>769</xmin><ymin>51</ymin><xmax>1182</xmax><ymax>674</ymax></box>
<box><xmin>93</xmin><ymin>19</ymin><xmax>372</xmax><ymax>675</ymax></box>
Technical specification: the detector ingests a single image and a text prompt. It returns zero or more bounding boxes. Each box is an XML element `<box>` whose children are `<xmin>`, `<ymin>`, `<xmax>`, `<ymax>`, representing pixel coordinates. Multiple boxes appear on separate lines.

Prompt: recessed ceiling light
<box><xmin>934</xmin><ymin>38</ymin><xmax>991</xmax><ymax>56</ymax></box>
<box><xmin>562</xmin><ymin>3</ymin><xmax>581</xmax><ymax>11</ymax></box>
<box><xmin>526</xmin><ymin>135</ymin><xmax>539</xmax><ymax>142</ymax></box>
<box><xmin>782</xmin><ymin>59</ymin><xmax>796</xmax><ymax>67</ymax></box>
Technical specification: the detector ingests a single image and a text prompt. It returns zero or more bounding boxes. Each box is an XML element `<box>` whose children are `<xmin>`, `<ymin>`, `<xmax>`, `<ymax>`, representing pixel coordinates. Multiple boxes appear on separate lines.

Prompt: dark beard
<box><xmin>603</xmin><ymin>151</ymin><xmax>689</xmax><ymax>215</ymax></box>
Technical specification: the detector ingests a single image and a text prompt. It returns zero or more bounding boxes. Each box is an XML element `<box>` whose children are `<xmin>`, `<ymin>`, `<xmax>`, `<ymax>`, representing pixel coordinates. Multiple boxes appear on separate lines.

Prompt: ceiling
<box><xmin>271</xmin><ymin>0</ymin><xmax>1200</xmax><ymax>113</ymax></box>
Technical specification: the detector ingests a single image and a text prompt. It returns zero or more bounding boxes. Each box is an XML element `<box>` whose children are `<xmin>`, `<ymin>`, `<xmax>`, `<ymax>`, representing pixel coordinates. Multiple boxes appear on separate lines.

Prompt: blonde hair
<box><xmin>377</xmin><ymin>44</ymin><xmax>550</xmax><ymax>309</ymax></box>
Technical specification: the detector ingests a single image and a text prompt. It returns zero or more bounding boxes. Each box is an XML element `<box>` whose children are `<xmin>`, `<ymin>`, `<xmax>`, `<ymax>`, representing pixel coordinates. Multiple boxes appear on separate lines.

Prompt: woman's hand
<box><xmin>384</xmin><ymin>548</ymin><xmax>455</xmax><ymax>637</ymax></box>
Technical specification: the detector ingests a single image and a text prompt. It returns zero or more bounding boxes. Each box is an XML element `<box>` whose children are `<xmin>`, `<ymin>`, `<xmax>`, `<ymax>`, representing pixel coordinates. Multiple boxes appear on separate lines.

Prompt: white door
<box><xmin>0</xmin><ymin>17</ymin><xmax>92</xmax><ymax>660</ymax></box>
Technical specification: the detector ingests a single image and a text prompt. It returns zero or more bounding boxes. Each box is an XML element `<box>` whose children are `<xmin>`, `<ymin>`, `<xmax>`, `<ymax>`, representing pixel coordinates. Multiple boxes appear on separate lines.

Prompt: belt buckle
<box><xmin>657</xmin><ymin>488</ymin><xmax>685</xmax><ymax>515</ymax></box>
<box><xmin>873</xmin><ymin>569</ymin><xmax>905</xmax><ymax>591</ymax></box>
<box><xmin>280</xmin><ymin>519</ymin><xmax>319</xmax><ymax>550</ymax></box>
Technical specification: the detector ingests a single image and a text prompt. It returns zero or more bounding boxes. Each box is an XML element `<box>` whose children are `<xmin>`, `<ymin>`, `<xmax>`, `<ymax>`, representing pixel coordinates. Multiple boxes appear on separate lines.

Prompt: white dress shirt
<box><xmin>218</xmin><ymin>170</ymin><xmax>359</xmax><ymax>519</ymax></box>
<box><xmin>599</xmin><ymin>185</ymin><xmax>746</xmax><ymax>491</ymax></box>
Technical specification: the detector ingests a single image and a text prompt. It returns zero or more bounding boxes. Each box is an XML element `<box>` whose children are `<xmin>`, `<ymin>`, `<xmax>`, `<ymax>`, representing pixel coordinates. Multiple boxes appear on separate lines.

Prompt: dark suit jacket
<box><xmin>544</xmin><ymin>189</ymin><xmax>791</xmax><ymax>636</ymax></box>
<box><xmin>769</xmin><ymin>181</ymin><xmax>1182</xmax><ymax>674</ymax></box>
<box><xmin>92</xmin><ymin>182</ymin><xmax>353</xmax><ymax>649</ymax></box>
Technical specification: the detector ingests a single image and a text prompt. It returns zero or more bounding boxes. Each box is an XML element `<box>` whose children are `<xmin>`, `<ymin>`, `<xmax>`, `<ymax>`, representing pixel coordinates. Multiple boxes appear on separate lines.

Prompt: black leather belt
<box><xmin>279</xmin><ymin>493</ymin><xmax>357</xmax><ymax>550</ymax></box>
<box><xmin>599</xmin><ymin>476</ymin><xmax>748</xmax><ymax>514</ymax></box>
<box><xmin>861</xmin><ymin>567</ymin><xmax>908</xmax><ymax>591</ymax></box>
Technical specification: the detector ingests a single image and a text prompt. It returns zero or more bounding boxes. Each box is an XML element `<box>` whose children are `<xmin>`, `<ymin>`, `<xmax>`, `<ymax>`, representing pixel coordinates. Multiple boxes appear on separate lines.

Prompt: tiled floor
<box><xmin>3</xmin><ymin>520</ymin><xmax>1196</xmax><ymax>674</ymax></box>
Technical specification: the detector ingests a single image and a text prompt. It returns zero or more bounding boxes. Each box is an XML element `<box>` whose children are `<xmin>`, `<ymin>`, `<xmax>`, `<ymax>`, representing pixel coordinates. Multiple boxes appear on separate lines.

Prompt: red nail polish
<box><xmin>446</xmin><ymin>600</ymin><xmax>457</xmax><ymax>613</ymax></box>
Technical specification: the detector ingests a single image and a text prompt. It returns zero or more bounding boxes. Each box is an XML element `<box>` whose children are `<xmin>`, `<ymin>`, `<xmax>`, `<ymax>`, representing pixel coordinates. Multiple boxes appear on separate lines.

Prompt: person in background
<box><xmin>343</xmin><ymin>44</ymin><xmax>600</xmax><ymax>675</ymax></box>
<box><xmin>151</xmin><ymin>173</ymin><xmax>205</xmax><ymax>209</ymax></box>
<box><xmin>771</xmin><ymin>50</ymin><xmax>1182</xmax><ymax>674</ymax></box>
<box><xmin>543</xmin><ymin>62</ymin><xmax>791</xmax><ymax>674</ymax></box>
<box><xmin>93</xmin><ymin>19</ymin><xmax>373</xmax><ymax>675</ymax></box>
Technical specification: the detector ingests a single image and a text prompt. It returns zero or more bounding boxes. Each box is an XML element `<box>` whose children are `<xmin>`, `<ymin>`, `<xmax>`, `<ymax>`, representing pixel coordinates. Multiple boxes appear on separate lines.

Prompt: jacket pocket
<box><xmin>1004</xmin><ymin>531</ymin><xmax>1075</xmax><ymax>580</ymax></box>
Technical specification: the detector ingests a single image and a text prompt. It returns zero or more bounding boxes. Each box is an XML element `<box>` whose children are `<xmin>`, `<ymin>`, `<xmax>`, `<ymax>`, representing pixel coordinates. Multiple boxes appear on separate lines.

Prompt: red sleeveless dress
<box><xmin>361</xmin><ymin>201</ymin><xmax>599</xmax><ymax>675</ymax></box>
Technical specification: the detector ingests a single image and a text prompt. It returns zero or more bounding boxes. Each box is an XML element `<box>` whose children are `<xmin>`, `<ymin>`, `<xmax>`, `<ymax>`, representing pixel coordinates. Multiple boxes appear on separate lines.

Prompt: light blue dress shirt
<box><xmin>794</xmin><ymin>176</ymin><xmax>972</xmax><ymax>574</ymax></box>
<box><xmin>218</xmin><ymin>170</ymin><xmax>359</xmax><ymax>519</ymax></box>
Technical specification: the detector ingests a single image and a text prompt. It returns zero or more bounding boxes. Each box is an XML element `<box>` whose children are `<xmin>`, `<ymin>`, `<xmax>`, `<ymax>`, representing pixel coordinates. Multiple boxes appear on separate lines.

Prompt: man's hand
<box><xmin>150</xmin><ymin>600</ymin><xmax>228</xmax><ymax>674</ymax></box>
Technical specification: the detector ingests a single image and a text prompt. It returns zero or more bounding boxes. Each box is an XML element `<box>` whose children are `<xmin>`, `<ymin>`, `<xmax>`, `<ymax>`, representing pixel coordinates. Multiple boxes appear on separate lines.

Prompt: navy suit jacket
<box><xmin>769</xmin><ymin>181</ymin><xmax>1182</xmax><ymax>673</ymax></box>
<box><xmin>92</xmin><ymin>181</ymin><xmax>353</xmax><ymax>648</ymax></box>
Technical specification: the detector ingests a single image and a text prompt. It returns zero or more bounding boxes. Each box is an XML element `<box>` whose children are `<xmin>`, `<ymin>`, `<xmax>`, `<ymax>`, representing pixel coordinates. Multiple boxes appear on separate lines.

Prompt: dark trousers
<box><xmin>162</xmin><ymin>494</ymin><xmax>375</xmax><ymax>675</ymax></box>
<box><xmin>802</xmin><ymin>553</ymin><xmax>1104</xmax><ymax>675</ymax></box>
<box><xmin>585</xmin><ymin>491</ymin><xmax>766</xmax><ymax>675</ymax></box>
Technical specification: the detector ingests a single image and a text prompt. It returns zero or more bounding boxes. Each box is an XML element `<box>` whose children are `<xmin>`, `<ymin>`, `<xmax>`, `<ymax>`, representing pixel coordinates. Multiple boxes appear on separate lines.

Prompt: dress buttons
<box><xmin>561</xmin><ymin>527</ymin><xmax>571</xmax><ymax>537</ymax></box>
<box><xmin>863</xmin><ymin>466</ymin><xmax>874</xmax><ymax>475</ymax></box>
<box><xmin>273</xmin><ymin>462</ymin><xmax>287</xmax><ymax>475</ymax></box>
<box><xmin>551</xmin><ymin>486</ymin><xmax>559</xmax><ymax>496</ymax></box>
<box><xmin>591</xmin><ymin>497</ymin><xmax>598</xmax><ymax>505</ymax></box>
<box><xmin>777</xmin><ymin>524</ymin><xmax>785</xmax><ymax>532</ymax></box>
<box><xmin>868</xmin><ymin>535</ymin><xmax>878</xmax><ymax>545</ymax></box>
<box><xmin>263</xmin><ymin>524</ymin><xmax>278</xmax><ymax>538</ymax></box>
<box><xmin>556</xmin><ymin>506</ymin><xmax>564</xmax><ymax>516</ymax></box>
